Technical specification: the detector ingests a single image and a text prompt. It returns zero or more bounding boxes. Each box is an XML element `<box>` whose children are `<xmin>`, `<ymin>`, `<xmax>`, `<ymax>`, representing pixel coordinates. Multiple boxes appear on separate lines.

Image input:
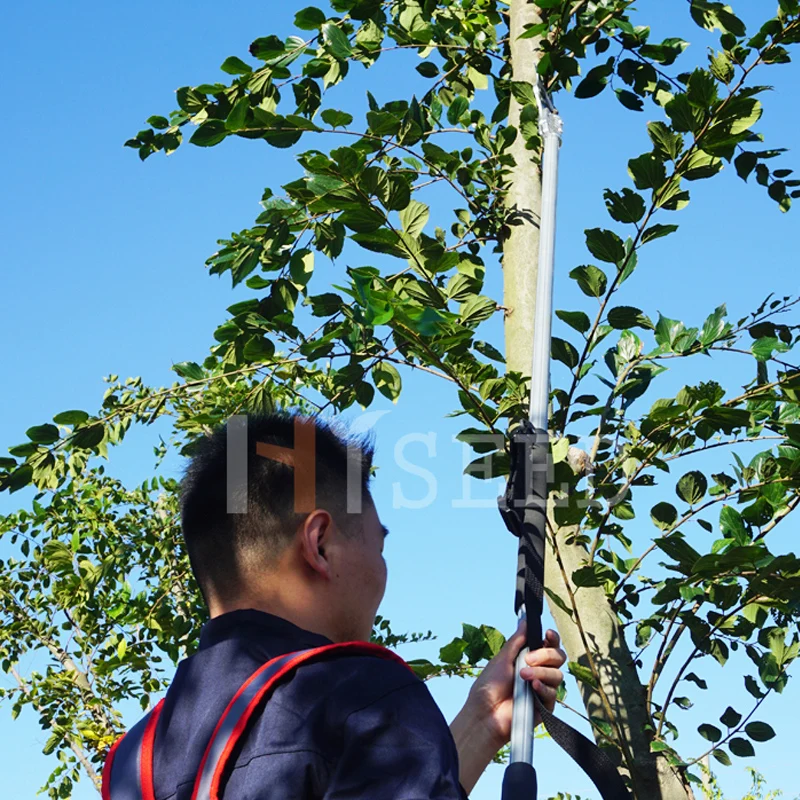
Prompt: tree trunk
<box><xmin>503</xmin><ymin>3</ymin><xmax>692</xmax><ymax>798</ymax></box>
<box><xmin>504</xmin><ymin>0</ymin><xmax>543</xmax><ymax>367</ymax></box>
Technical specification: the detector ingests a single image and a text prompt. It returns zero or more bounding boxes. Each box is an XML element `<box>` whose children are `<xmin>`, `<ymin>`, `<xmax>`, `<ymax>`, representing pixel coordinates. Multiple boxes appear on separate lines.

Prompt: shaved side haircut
<box><xmin>180</xmin><ymin>412</ymin><xmax>375</xmax><ymax>605</ymax></box>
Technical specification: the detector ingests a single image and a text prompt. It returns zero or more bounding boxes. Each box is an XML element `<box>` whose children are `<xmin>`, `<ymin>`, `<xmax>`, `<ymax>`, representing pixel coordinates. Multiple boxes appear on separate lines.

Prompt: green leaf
<box><xmin>289</xmin><ymin>249</ymin><xmax>314</xmax><ymax>287</ymax></box>
<box><xmin>752</xmin><ymin>336</ymin><xmax>790</xmax><ymax>362</ymax></box>
<box><xmin>654</xmin><ymin>314</ymin><xmax>684</xmax><ymax>350</ymax></box>
<box><xmin>744</xmin><ymin>721</ymin><xmax>775</xmax><ymax>742</ymax></box>
<box><xmin>416</xmin><ymin>62</ymin><xmax>439</xmax><ymax>78</ymax></box>
<box><xmin>720</xmin><ymin>706</ymin><xmax>742</xmax><ymax>728</ymax></box>
<box><xmin>616</xmin><ymin>89</ymin><xmax>644</xmax><ymax>112</ymax></box>
<box><xmin>710</xmin><ymin>51</ymin><xmax>735</xmax><ymax>84</ymax></box>
<box><xmin>331</xmin><ymin>146</ymin><xmax>360</xmax><ymax>178</ymax></box>
<box><xmin>243</xmin><ymin>336</ymin><xmax>275</xmax><ymax>362</ymax></box>
<box><xmin>460</xmin><ymin>295</ymin><xmax>497</xmax><ymax>326</ymax></box>
<box><xmin>321</xmin><ymin>108</ymin><xmax>353</xmax><ymax>128</ymax></box>
<box><xmin>686</xmin><ymin>672</ymin><xmax>708</xmax><ymax>690</ymax></box>
<box><xmin>568</xmin><ymin>663</ymin><xmax>598</xmax><ymax>689</ymax></box>
<box><xmin>481</xmin><ymin>625</ymin><xmax>506</xmax><ymax>657</ymax></box>
<box><xmin>556</xmin><ymin>310</ymin><xmax>591</xmax><ymax>334</ymax></box>
<box><xmin>735</xmin><ymin>152</ymin><xmax>758</xmax><ymax>182</ymax></box>
<box><xmin>447</xmin><ymin>96</ymin><xmax>470</xmax><ymax>125</ymax></box>
<box><xmin>510</xmin><ymin>81</ymin><xmax>536</xmax><ymax>105</ymax></box>
<box><xmin>147</xmin><ymin>115</ymin><xmax>170</xmax><ymax>130</ymax></box>
<box><xmin>724</xmin><ymin>98</ymin><xmax>763</xmax><ymax>137</ymax></box>
<box><xmin>640</xmin><ymin>37</ymin><xmax>689</xmax><ymax>66</ymax></box>
<box><xmin>655</xmin><ymin>534</ymin><xmax>701</xmax><ymax>567</ymax></box>
<box><xmin>339</xmin><ymin>206</ymin><xmax>385</xmax><ymax>233</ymax></box>
<box><xmin>407</xmin><ymin>659</ymin><xmax>437</xmax><ymax>679</ymax></box>
<box><xmin>372</xmin><ymin>362</ymin><xmax>402</xmax><ymax>402</ymax></box>
<box><xmin>307</xmin><ymin>292</ymin><xmax>343</xmax><ymax>317</ymax></box>
<box><xmin>628</xmin><ymin>153</ymin><xmax>667</xmax><ymax>190</ymax></box>
<box><xmin>570</xmin><ymin>265</ymin><xmax>607</xmax><ymax>298</ymax></box>
<box><xmin>690</xmin><ymin>0</ymin><xmax>746</xmax><ymax>36</ymax></box>
<box><xmin>173</xmin><ymin>361</ymin><xmax>204</xmax><ymax>380</ymax></box>
<box><xmin>684</xmin><ymin>150</ymin><xmax>723</xmax><ymax>182</ymax></box>
<box><xmin>2</xmin><ymin>464</ymin><xmax>33</xmax><ymax>493</ymax></box>
<box><xmin>573</xmin><ymin>563</ymin><xmax>616</xmax><ymax>588</ymax></box>
<box><xmin>26</xmin><ymin>424</ymin><xmax>60</xmax><ymax>445</ymax></box>
<box><xmin>635</xmin><ymin>623</ymin><xmax>653</xmax><ymax>648</ymax></box>
<box><xmin>190</xmin><ymin>120</ymin><xmax>228</xmax><ymax>147</ymax></box>
<box><xmin>698</xmin><ymin>723</ymin><xmax>722</xmax><ymax>742</ymax></box>
<box><xmin>648</xmin><ymin>122</ymin><xmax>684</xmax><ymax>161</ymax></box>
<box><xmin>641</xmin><ymin>224</ymin><xmax>678</xmax><ymax>244</ymax></box>
<box><xmin>250</xmin><ymin>35</ymin><xmax>287</xmax><ymax>61</ymax></box>
<box><xmin>666</xmin><ymin>94</ymin><xmax>704</xmax><ymax>134</ymax></box>
<box><xmin>700</xmin><ymin>304</ymin><xmax>731</xmax><ymax>346</ymax></box>
<box><xmin>608</xmin><ymin>306</ymin><xmax>654</xmax><ymax>330</ymax></box>
<box><xmin>585</xmin><ymin>229</ymin><xmax>625</xmax><ymax>264</ymax></box>
<box><xmin>226</xmin><ymin>97</ymin><xmax>250</xmax><ymax>132</ymax></box>
<box><xmin>474</xmin><ymin>341</ymin><xmax>505</xmax><ymax>363</ymax></box>
<box><xmin>220</xmin><ymin>56</ymin><xmax>252</xmax><ymax>75</ymax></box>
<box><xmin>323</xmin><ymin>23</ymin><xmax>353</xmax><ymax>60</ymax></box>
<box><xmin>677</xmin><ymin>471</ymin><xmax>708</xmax><ymax>505</ymax></box>
<box><xmin>551</xmin><ymin>338</ymin><xmax>580</xmax><ymax>369</ymax></box>
<box><xmin>711</xmin><ymin>749</ymin><xmax>732</xmax><ymax>767</ymax></box>
<box><xmin>745</xmin><ymin>675</ymin><xmax>765</xmax><ymax>699</ymax></box>
<box><xmin>351</xmin><ymin>230</ymin><xmax>404</xmax><ymax>257</ymax></box>
<box><xmin>53</xmin><ymin>410</ymin><xmax>90</xmax><ymax>426</ymax></box>
<box><xmin>399</xmin><ymin>200</ymin><xmax>429</xmax><ymax>236</ymax></box>
<box><xmin>729</xmin><ymin>738</ymin><xmax>755</xmax><ymax>758</ymax></box>
<box><xmin>604</xmin><ymin>188</ymin><xmax>646</xmax><ymax>224</ymax></box>
<box><xmin>651</xmin><ymin>502</ymin><xmax>678</xmax><ymax>530</ymax></box>
<box><xmin>574</xmin><ymin>61</ymin><xmax>614</xmax><ymax>99</ymax></box>
<box><xmin>720</xmin><ymin>505</ymin><xmax>748</xmax><ymax>544</ymax></box>
<box><xmin>294</xmin><ymin>6</ymin><xmax>327</xmax><ymax>29</ymax></box>
<box><xmin>71</xmin><ymin>424</ymin><xmax>105</xmax><ymax>450</ymax></box>
<box><xmin>551</xmin><ymin>437</ymin><xmax>570</xmax><ymax>464</ymax></box>
<box><xmin>687</xmin><ymin>68</ymin><xmax>719</xmax><ymax>109</ymax></box>
<box><xmin>440</xmin><ymin>638</ymin><xmax>467</xmax><ymax>664</ymax></box>
<box><xmin>518</xmin><ymin>22</ymin><xmax>548</xmax><ymax>40</ymax></box>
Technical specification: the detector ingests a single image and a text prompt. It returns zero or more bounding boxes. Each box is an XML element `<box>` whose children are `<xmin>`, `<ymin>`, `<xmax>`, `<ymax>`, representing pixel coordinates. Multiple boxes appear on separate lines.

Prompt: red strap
<box><xmin>193</xmin><ymin>641</ymin><xmax>409</xmax><ymax>800</ymax></box>
<box><xmin>140</xmin><ymin>700</ymin><xmax>164</xmax><ymax>800</ymax></box>
<box><xmin>101</xmin><ymin>736</ymin><xmax>123</xmax><ymax>800</ymax></box>
<box><xmin>101</xmin><ymin>699</ymin><xmax>164</xmax><ymax>800</ymax></box>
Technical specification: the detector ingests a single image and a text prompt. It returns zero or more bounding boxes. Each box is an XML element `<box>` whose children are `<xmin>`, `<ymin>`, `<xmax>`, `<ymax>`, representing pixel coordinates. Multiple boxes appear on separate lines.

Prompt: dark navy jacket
<box><xmin>151</xmin><ymin>609</ymin><xmax>469</xmax><ymax>799</ymax></box>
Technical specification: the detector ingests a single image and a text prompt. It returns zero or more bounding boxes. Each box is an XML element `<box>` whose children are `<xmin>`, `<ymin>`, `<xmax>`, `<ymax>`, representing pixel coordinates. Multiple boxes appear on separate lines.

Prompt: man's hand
<box><xmin>449</xmin><ymin>619</ymin><xmax>566</xmax><ymax>795</ymax></box>
<box><xmin>468</xmin><ymin>618</ymin><xmax>566</xmax><ymax>747</ymax></box>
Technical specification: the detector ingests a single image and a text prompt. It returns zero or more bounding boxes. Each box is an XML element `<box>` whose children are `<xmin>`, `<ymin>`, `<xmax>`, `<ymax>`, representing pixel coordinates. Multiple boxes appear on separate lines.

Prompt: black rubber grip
<box><xmin>501</xmin><ymin>761</ymin><xmax>538</xmax><ymax>800</ymax></box>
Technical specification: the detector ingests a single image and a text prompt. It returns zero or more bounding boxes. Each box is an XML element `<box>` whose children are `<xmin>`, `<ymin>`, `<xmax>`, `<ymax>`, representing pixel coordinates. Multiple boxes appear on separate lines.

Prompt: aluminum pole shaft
<box><xmin>508</xmin><ymin>96</ymin><xmax>563</xmax><ymax>771</ymax></box>
<box><xmin>528</xmin><ymin>106</ymin><xmax>563</xmax><ymax>429</ymax></box>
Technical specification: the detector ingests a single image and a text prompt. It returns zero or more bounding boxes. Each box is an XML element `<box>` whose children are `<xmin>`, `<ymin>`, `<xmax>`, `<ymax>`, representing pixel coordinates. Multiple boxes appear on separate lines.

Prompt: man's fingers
<box><xmin>524</xmin><ymin>646</ymin><xmax>567</xmax><ymax>668</ymax></box>
<box><xmin>544</xmin><ymin>629</ymin><xmax>561</xmax><ymax>649</ymax></box>
<box><xmin>530</xmin><ymin>680</ymin><xmax>557</xmax><ymax>711</ymax></box>
<box><xmin>519</xmin><ymin>666</ymin><xmax>563</xmax><ymax>688</ymax></box>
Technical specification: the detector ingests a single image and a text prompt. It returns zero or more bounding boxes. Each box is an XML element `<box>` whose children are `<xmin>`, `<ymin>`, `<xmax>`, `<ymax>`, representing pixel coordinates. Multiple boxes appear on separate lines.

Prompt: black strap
<box><xmin>498</xmin><ymin>419</ymin><xmax>632</xmax><ymax>800</ymax></box>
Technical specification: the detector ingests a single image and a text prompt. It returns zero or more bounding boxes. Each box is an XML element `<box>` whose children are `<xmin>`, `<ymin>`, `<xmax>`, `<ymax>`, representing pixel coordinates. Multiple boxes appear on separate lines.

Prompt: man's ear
<box><xmin>299</xmin><ymin>509</ymin><xmax>334</xmax><ymax>579</ymax></box>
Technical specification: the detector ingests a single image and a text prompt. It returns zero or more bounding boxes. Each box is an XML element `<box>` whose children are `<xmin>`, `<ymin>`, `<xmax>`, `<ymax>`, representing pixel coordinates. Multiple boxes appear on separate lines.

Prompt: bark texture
<box><xmin>503</xmin><ymin>0</ymin><xmax>544</xmax><ymax>372</ymax></box>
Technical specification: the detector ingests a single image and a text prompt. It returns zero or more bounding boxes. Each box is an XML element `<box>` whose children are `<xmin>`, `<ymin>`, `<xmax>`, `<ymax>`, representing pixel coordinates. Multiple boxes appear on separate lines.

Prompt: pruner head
<box><xmin>534</xmin><ymin>76</ymin><xmax>558</xmax><ymax>115</ymax></box>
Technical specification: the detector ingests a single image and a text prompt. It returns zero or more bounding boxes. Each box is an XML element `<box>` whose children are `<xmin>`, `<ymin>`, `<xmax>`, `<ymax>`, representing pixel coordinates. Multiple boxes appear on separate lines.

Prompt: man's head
<box><xmin>180</xmin><ymin>412</ymin><xmax>388</xmax><ymax>643</ymax></box>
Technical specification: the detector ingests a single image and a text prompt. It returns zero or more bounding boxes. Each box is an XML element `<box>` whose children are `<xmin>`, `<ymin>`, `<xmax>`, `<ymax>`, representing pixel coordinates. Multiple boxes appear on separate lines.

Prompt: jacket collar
<box><xmin>198</xmin><ymin>608</ymin><xmax>333</xmax><ymax>651</ymax></box>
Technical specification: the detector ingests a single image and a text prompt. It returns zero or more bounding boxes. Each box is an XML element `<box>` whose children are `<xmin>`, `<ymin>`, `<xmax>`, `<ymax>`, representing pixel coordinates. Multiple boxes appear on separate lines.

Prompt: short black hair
<box><xmin>180</xmin><ymin>411</ymin><xmax>375</xmax><ymax>605</ymax></box>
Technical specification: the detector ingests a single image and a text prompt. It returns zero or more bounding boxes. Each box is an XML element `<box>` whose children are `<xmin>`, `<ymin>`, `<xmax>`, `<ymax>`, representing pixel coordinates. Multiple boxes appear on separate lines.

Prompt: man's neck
<box><xmin>210</xmin><ymin>595</ymin><xmax>342</xmax><ymax>643</ymax></box>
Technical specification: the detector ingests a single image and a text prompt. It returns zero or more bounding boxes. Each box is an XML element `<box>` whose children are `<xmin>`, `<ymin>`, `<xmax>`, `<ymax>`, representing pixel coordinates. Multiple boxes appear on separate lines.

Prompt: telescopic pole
<box><xmin>501</xmin><ymin>80</ymin><xmax>563</xmax><ymax>800</ymax></box>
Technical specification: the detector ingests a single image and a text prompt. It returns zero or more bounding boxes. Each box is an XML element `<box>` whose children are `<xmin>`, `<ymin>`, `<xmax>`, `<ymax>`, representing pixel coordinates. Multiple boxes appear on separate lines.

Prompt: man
<box><xmin>110</xmin><ymin>412</ymin><xmax>566</xmax><ymax>799</ymax></box>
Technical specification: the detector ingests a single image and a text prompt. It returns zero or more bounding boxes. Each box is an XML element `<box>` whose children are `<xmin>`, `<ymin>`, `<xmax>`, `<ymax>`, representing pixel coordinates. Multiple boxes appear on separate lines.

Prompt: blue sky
<box><xmin>2</xmin><ymin>2</ymin><xmax>799</xmax><ymax>798</ymax></box>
